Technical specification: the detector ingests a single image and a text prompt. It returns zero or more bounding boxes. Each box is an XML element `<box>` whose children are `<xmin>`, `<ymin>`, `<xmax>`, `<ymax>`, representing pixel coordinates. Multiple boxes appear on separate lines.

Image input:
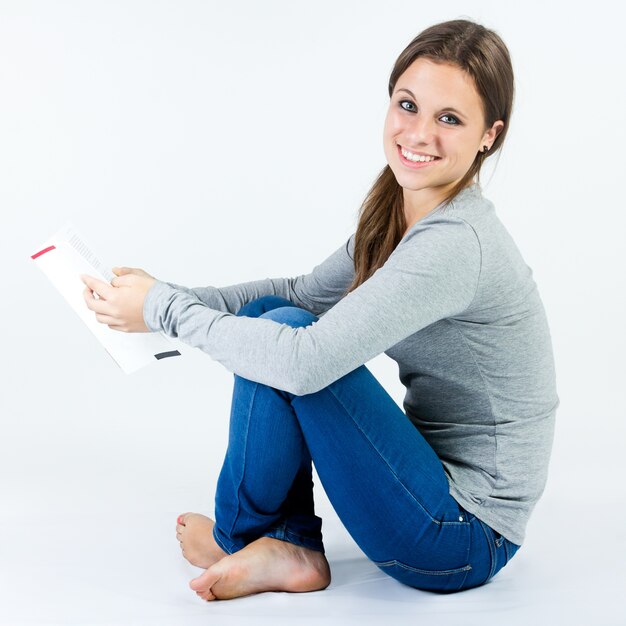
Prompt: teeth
<box><xmin>400</xmin><ymin>147</ymin><xmax>438</xmax><ymax>162</ymax></box>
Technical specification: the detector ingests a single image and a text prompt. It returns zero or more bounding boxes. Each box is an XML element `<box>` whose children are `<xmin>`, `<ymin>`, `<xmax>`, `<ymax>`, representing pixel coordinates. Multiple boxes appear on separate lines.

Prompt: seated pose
<box><xmin>82</xmin><ymin>17</ymin><xmax>559</xmax><ymax>601</ymax></box>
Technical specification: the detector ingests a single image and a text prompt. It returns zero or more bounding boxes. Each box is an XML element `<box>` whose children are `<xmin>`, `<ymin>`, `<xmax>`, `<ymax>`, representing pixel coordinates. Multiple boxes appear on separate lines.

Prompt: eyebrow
<box><xmin>395</xmin><ymin>88</ymin><xmax>467</xmax><ymax>119</ymax></box>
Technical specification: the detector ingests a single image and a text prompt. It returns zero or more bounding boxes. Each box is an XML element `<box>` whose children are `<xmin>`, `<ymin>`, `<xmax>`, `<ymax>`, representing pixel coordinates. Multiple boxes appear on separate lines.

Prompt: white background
<box><xmin>1</xmin><ymin>1</ymin><xmax>624</xmax><ymax>624</ymax></box>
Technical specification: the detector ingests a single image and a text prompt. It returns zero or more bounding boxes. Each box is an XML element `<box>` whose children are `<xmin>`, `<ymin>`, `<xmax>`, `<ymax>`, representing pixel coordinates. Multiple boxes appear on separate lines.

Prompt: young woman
<box><xmin>81</xmin><ymin>18</ymin><xmax>559</xmax><ymax>601</ymax></box>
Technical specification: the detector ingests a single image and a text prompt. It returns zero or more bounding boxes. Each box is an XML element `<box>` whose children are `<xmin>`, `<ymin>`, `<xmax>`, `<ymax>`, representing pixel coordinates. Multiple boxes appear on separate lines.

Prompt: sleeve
<box><xmin>160</xmin><ymin>233</ymin><xmax>355</xmax><ymax>317</ymax></box>
<box><xmin>143</xmin><ymin>218</ymin><xmax>481</xmax><ymax>396</ymax></box>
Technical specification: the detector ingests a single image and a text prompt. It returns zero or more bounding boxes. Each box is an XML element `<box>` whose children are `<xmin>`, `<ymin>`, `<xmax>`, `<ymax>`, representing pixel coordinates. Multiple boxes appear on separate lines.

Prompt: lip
<box><xmin>397</xmin><ymin>144</ymin><xmax>441</xmax><ymax>169</ymax></box>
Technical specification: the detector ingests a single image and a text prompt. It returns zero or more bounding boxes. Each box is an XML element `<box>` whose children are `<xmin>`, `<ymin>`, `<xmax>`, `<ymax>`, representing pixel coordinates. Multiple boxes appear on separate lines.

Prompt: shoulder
<box><xmin>387</xmin><ymin>216</ymin><xmax>481</xmax><ymax>288</ymax></box>
<box><xmin>401</xmin><ymin>212</ymin><xmax>481</xmax><ymax>254</ymax></box>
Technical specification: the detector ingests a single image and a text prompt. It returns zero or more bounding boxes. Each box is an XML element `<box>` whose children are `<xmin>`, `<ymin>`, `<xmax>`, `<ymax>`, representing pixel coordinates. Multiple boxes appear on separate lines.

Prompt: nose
<box><xmin>405</xmin><ymin>114</ymin><xmax>437</xmax><ymax>145</ymax></box>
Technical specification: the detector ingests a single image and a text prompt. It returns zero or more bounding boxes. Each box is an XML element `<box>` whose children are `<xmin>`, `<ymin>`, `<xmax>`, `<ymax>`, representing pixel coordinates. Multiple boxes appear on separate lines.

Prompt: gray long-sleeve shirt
<box><xmin>143</xmin><ymin>183</ymin><xmax>559</xmax><ymax>546</ymax></box>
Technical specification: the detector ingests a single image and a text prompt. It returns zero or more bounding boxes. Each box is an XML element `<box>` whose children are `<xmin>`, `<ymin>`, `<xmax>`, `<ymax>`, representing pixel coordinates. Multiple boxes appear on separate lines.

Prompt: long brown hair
<box><xmin>344</xmin><ymin>18</ymin><xmax>514</xmax><ymax>295</ymax></box>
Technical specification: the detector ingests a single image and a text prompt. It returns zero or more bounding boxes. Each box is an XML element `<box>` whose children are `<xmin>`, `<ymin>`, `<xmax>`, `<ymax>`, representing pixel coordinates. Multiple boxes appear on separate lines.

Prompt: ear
<box><xmin>485</xmin><ymin>120</ymin><xmax>505</xmax><ymax>144</ymax></box>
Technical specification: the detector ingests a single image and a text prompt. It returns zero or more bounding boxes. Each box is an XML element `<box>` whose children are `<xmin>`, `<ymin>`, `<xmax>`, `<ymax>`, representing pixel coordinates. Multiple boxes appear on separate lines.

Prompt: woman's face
<box><xmin>383</xmin><ymin>57</ymin><xmax>503</xmax><ymax>200</ymax></box>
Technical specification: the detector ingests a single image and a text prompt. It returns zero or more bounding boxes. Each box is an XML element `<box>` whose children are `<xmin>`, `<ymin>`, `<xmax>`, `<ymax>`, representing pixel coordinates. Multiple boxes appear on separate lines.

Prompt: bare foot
<box><xmin>176</xmin><ymin>512</ymin><xmax>229</xmax><ymax>569</ymax></box>
<box><xmin>189</xmin><ymin>535</ymin><xmax>331</xmax><ymax>601</ymax></box>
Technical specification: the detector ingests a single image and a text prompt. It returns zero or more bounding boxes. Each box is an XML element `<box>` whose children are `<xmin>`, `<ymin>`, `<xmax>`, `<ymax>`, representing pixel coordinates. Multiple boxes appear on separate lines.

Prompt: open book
<box><xmin>31</xmin><ymin>221</ymin><xmax>181</xmax><ymax>374</ymax></box>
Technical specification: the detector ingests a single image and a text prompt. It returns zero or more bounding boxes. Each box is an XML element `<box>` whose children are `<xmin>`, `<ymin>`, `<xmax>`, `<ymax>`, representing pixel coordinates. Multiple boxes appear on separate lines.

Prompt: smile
<box><xmin>397</xmin><ymin>144</ymin><xmax>441</xmax><ymax>169</ymax></box>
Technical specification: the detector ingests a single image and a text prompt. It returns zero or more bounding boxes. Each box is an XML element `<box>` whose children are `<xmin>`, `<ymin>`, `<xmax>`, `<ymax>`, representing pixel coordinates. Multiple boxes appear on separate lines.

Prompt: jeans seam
<box><xmin>326</xmin><ymin>384</ymin><xmax>439</xmax><ymax>524</ymax></box>
<box><xmin>456</xmin><ymin>518</ymin><xmax>473</xmax><ymax>591</ymax></box>
<box><xmin>265</xmin><ymin>528</ymin><xmax>325</xmax><ymax>553</ymax></box>
<box><xmin>282</xmin><ymin>526</ymin><xmax>322</xmax><ymax>544</ymax></box>
<box><xmin>477</xmin><ymin>519</ymin><xmax>496</xmax><ymax>582</ymax></box>
<box><xmin>267</xmin><ymin>515</ymin><xmax>323</xmax><ymax>548</ymax></box>
<box><xmin>375</xmin><ymin>560</ymin><xmax>472</xmax><ymax>575</ymax></box>
<box><xmin>213</xmin><ymin>524</ymin><xmax>235</xmax><ymax>555</ymax></box>
<box><xmin>227</xmin><ymin>382</ymin><xmax>257</xmax><ymax>542</ymax></box>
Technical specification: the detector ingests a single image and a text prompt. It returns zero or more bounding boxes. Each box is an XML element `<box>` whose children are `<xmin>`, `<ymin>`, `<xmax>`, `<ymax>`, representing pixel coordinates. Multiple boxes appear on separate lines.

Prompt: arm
<box><xmin>163</xmin><ymin>233</ymin><xmax>356</xmax><ymax>316</ymax></box>
<box><xmin>143</xmin><ymin>217</ymin><xmax>480</xmax><ymax>395</ymax></box>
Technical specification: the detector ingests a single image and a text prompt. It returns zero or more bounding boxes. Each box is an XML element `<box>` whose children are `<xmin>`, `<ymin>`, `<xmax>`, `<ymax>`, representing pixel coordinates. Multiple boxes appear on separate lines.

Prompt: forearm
<box><xmin>164</xmin><ymin>233</ymin><xmax>355</xmax><ymax>317</ymax></box>
<box><xmin>162</xmin><ymin>278</ymin><xmax>301</xmax><ymax>314</ymax></box>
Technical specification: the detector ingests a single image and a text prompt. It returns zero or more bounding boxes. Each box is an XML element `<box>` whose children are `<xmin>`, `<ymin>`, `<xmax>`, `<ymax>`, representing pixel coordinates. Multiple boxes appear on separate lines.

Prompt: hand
<box><xmin>111</xmin><ymin>266</ymin><xmax>156</xmax><ymax>281</ymax></box>
<box><xmin>80</xmin><ymin>268</ymin><xmax>157</xmax><ymax>333</ymax></box>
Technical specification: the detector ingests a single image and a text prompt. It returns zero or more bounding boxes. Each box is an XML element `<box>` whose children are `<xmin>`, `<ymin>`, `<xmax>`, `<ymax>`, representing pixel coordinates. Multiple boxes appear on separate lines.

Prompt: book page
<box><xmin>31</xmin><ymin>220</ymin><xmax>182</xmax><ymax>374</ymax></box>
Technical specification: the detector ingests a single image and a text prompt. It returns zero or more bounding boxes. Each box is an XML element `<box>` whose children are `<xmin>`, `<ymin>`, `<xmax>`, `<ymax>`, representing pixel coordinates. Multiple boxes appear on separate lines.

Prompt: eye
<box><xmin>440</xmin><ymin>114</ymin><xmax>460</xmax><ymax>125</ymax></box>
<box><xmin>399</xmin><ymin>99</ymin><xmax>416</xmax><ymax>112</ymax></box>
<box><xmin>398</xmin><ymin>100</ymin><xmax>461</xmax><ymax>125</ymax></box>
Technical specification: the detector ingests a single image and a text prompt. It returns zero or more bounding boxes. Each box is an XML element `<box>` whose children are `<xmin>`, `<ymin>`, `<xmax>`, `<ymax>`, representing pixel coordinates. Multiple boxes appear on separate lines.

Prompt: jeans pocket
<box><xmin>373</xmin><ymin>558</ymin><xmax>472</xmax><ymax>594</ymax></box>
<box><xmin>478</xmin><ymin>520</ymin><xmax>522</xmax><ymax>584</ymax></box>
<box><xmin>503</xmin><ymin>538</ymin><xmax>521</xmax><ymax>564</ymax></box>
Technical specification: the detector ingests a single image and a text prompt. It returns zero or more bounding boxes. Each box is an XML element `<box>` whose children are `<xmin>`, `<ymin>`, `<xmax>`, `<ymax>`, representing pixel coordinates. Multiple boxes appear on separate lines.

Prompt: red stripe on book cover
<box><xmin>31</xmin><ymin>245</ymin><xmax>57</xmax><ymax>260</ymax></box>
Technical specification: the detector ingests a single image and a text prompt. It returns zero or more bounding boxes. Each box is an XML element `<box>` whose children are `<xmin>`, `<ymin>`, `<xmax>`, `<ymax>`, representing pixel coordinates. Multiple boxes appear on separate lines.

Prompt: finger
<box><xmin>83</xmin><ymin>287</ymin><xmax>113</xmax><ymax>315</ymax></box>
<box><xmin>96</xmin><ymin>313</ymin><xmax>122</xmax><ymax>327</ymax></box>
<box><xmin>80</xmin><ymin>274</ymin><xmax>114</xmax><ymax>299</ymax></box>
<box><xmin>111</xmin><ymin>274</ymin><xmax>134</xmax><ymax>288</ymax></box>
<box><xmin>82</xmin><ymin>285</ymin><xmax>100</xmax><ymax>302</ymax></box>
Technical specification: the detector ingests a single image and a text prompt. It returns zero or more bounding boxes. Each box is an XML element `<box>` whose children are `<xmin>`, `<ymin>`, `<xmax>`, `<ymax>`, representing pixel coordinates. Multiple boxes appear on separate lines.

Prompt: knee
<box><xmin>235</xmin><ymin>295</ymin><xmax>293</xmax><ymax>317</ymax></box>
<box><xmin>236</xmin><ymin>296</ymin><xmax>318</xmax><ymax>329</ymax></box>
<box><xmin>259</xmin><ymin>305</ymin><xmax>318</xmax><ymax>329</ymax></box>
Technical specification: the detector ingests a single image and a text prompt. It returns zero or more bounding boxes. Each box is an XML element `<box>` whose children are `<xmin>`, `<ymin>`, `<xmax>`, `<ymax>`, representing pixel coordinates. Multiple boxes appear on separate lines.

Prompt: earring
<box><xmin>482</xmin><ymin>145</ymin><xmax>489</xmax><ymax>153</ymax></box>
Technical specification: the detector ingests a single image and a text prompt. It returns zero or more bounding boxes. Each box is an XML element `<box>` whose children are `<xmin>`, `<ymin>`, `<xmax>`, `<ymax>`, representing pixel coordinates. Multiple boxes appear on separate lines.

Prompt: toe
<box><xmin>190</xmin><ymin>566</ymin><xmax>222</xmax><ymax>593</ymax></box>
<box><xmin>197</xmin><ymin>589</ymin><xmax>216</xmax><ymax>601</ymax></box>
<box><xmin>177</xmin><ymin>513</ymin><xmax>188</xmax><ymax>526</ymax></box>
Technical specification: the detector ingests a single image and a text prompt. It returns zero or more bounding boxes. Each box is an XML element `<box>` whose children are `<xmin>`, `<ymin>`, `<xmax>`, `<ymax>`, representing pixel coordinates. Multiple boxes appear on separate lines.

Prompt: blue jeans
<box><xmin>212</xmin><ymin>296</ymin><xmax>521</xmax><ymax>593</ymax></box>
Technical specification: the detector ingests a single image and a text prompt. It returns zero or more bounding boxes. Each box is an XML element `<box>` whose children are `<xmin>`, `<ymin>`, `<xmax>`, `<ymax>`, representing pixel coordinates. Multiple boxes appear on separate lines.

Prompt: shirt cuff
<box><xmin>143</xmin><ymin>280</ymin><xmax>179</xmax><ymax>333</ymax></box>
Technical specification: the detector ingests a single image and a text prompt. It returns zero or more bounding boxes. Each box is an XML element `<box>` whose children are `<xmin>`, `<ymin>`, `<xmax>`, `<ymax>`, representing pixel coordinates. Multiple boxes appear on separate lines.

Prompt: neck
<box><xmin>401</xmin><ymin>180</ymin><xmax>476</xmax><ymax>235</ymax></box>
